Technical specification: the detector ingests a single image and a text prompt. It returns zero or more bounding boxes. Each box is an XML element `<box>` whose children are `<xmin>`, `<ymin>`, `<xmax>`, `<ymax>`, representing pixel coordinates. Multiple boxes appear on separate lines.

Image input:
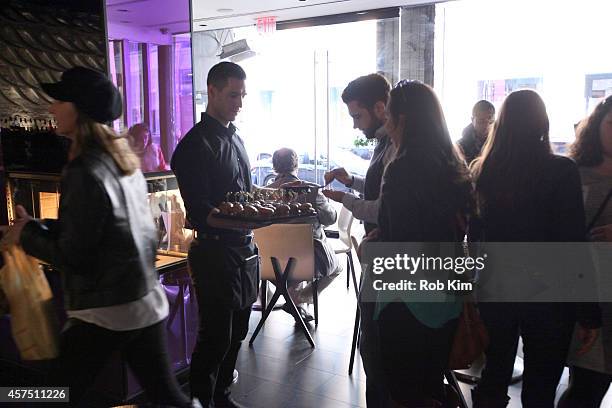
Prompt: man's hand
<box><xmin>590</xmin><ymin>224</ymin><xmax>612</xmax><ymax>242</ymax></box>
<box><xmin>324</xmin><ymin>168</ymin><xmax>352</xmax><ymax>186</ymax></box>
<box><xmin>575</xmin><ymin>325</ymin><xmax>599</xmax><ymax>356</ymax></box>
<box><xmin>322</xmin><ymin>189</ymin><xmax>346</xmax><ymax>203</ymax></box>
<box><xmin>0</xmin><ymin>205</ymin><xmax>33</xmax><ymax>249</ymax></box>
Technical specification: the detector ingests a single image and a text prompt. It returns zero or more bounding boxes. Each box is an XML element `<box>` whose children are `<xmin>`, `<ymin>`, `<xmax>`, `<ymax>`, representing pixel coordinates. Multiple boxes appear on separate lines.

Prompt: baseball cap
<box><xmin>40</xmin><ymin>66</ymin><xmax>122</xmax><ymax>124</ymax></box>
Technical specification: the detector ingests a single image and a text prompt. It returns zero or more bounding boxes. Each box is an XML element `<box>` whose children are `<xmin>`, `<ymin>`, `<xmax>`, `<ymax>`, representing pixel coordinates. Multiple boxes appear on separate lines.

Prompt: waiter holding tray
<box><xmin>172</xmin><ymin>62</ymin><xmax>262</xmax><ymax>408</ymax></box>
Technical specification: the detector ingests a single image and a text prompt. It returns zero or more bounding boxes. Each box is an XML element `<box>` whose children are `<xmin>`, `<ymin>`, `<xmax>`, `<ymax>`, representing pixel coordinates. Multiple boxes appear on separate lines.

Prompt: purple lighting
<box><xmin>106</xmin><ymin>0</ymin><xmax>193</xmax><ymax>172</ymax></box>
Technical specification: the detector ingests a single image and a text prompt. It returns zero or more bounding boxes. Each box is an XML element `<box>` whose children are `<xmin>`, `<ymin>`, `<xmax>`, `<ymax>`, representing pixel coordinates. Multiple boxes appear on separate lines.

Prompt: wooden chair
<box><xmin>249</xmin><ymin>223</ymin><xmax>317</xmax><ymax>348</ymax></box>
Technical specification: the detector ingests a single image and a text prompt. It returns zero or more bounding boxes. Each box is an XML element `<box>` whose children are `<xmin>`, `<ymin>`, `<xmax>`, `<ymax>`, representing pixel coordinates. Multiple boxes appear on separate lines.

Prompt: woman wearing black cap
<box><xmin>2</xmin><ymin>67</ymin><xmax>191</xmax><ymax>407</ymax></box>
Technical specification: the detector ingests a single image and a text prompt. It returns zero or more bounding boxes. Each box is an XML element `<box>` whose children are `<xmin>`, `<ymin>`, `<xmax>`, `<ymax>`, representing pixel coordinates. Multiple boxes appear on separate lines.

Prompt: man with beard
<box><xmin>323</xmin><ymin>73</ymin><xmax>393</xmax><ymax>408</ymax></box>
<box><xmin>323</xmin><ymin>73</ymin><xmax>394</xmax><ymax>236</ymax></box>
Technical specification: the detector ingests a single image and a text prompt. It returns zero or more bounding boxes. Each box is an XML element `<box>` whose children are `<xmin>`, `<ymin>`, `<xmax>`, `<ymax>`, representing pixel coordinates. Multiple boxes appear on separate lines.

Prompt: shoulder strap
<box><xmin>587</xmin><ymin>187</ymin><xmax>612</xmax><ymax>231</ymax></box>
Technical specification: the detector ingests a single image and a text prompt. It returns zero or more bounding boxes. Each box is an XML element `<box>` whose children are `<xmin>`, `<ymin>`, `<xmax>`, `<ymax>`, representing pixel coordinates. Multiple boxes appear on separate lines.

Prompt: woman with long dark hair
<box><xmin>375</xmin><ymin>80</ymin><xmax>473</xmax><ymax>406</ymax></box>
<box><xmin>2</xmin><ymin>67</ymin><xmax>191</xmax><ymax>407</ymax></box>
<box><xmin>559</xmin><ymin>96</ymin><xmax>612</xmax><ymax>407</ymax></box>
<box><xmin>471</xmin><ymin>89</ymin><xmax>600</xmax><ymax>407</ymax></box>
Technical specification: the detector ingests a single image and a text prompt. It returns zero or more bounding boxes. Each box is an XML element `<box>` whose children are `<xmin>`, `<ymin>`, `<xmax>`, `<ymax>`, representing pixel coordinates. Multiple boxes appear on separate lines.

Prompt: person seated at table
<box><xmin>268</xmin><ymin>147</ymin><xmax>341</xmax><ymax>322</ymax></box>
<box><xmin>128</xmin><ymin>123</ymin><xmax>169</xmax><ymax>172</ymax></box>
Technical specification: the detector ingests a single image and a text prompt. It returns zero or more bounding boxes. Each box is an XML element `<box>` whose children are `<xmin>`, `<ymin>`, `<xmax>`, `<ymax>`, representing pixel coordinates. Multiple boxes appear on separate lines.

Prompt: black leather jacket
<box><xmin>20</xmin><ymin>146</ymin><xmax>158</xmax><ymax>310</ymax></box>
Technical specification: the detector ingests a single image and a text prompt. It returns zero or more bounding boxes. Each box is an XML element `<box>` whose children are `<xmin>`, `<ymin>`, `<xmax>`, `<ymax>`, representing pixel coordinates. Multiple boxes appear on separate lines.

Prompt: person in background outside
<box><xmin>457</xmin><ymin>100</ymin><xmax>495</xmax><ymax>166</ymax></box>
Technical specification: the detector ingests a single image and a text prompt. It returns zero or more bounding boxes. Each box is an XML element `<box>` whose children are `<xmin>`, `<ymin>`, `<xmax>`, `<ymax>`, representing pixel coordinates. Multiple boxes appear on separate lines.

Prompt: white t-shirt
<box><xmin>67</xmin><ymin>284</ymin><xmax>169</xmax><ymax>331</ymax></box>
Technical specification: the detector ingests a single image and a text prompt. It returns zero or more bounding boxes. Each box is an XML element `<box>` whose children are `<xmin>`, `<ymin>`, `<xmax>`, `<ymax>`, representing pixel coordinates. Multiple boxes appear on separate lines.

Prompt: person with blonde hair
<box><xmin>2</xmin><ymin>67</ymin><xmax>191</xmax><ymax>407</ymax></box>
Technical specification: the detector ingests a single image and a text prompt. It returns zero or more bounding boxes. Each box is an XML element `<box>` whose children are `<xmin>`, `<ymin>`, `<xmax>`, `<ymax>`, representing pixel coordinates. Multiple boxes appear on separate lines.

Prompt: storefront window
<box><xmin>127</xmin><ymin>41</ymin><xmax>145</xmax><ymax>126</ymax></box>
<box><xmin>105</xmin><ymin>0</ymin><xmax>191</xmax><ymax>171</ymax></box>
<box><xmin>434</xmin><ymin>0</ymin><xmax>612</xmax><ymax>149</ymax></box>
<box><xmin>193</xmin><ymin>14</ymin><xmax>398</xmax><ymax>187</ymax></box>
<box><xmin>148</xmin><ymin>44</ymin><xmax>161</xmax><ymax>145</ymax></box>
<box><xmin>108</xmin><ymin>40</ymin><xmax>125</xmax><ymax>133</ymax></box>
<box><xmin>173</xmin><ymin>33</ymin><xmax>194</xmax><ymax>145</ymax></box>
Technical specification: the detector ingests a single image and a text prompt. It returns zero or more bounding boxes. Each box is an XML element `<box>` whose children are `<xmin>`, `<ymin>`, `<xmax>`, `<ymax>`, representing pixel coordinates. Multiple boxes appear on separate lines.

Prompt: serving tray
<box><xmin>212</xmin><ymin>212</ymin><xmax>317</xmax><ymax>225</ymax></box>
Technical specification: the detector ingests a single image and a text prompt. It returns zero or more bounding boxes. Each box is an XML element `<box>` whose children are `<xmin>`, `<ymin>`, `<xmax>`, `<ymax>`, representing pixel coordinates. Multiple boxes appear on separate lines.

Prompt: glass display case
<box><xmin>4</xmin><ymin>171</ymin><xmax>193</xmax><ymax>269</ymax></box>
<box><xmin>145</xmin><ymin>172</ymin><xmax>193</xmax><ymax>264</ymax></box>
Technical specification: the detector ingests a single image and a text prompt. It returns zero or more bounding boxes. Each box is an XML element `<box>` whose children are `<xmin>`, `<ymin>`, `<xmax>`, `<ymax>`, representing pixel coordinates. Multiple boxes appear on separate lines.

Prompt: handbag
<box><xmin>448</xmin><ymin>297</ymin><xmax>489</xmax><ymax>370</ymax></box>
<box><xmin>448</xmin><ymin>213</ymin><xmax>489</xmax><ymax>370</ymax></box>
<box><xmin>0</xmin><ymin>245</ymin><xmax>59</xmax><ymax>360</ymax></box>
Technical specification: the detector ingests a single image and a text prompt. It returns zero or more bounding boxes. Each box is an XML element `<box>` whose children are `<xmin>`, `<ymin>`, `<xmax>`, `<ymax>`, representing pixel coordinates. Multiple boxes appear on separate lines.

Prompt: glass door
<box><xmin>192</xmin><ymin>16</ymin><xmax>398</xmax><ymax>187</ymax></box>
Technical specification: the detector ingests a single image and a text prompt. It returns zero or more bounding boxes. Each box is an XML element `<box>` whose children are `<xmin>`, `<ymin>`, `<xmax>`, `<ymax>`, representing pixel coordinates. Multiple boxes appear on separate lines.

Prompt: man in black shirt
<box><xmin>171</xmin><ymin>62</ymin><xmax>256</xmax><ymax>408</ymax></box>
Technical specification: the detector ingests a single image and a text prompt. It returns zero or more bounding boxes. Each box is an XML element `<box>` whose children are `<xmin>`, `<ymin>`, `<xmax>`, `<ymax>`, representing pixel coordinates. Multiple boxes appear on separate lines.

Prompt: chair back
<box><xmin>337</xmin><ymin>206</ymin><xmax>354</xmax><ymax>250</ymax></box>
<box><xmin>254</xmin><ymin>223</ymin><xmax>315</xmax><ymax>282</ymax></box>
<box><xmin>350</xmin><ymin>235</ymin><xmax>361</xmax><ymax>262</ymax></box>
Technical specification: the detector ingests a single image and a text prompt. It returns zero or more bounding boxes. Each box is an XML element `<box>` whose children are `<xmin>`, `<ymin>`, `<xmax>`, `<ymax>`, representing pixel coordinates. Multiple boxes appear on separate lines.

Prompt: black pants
<box><xmin>377</xmin><ymin>302</ymin><xmax>457</xmax><ymax>405</ymax></box>
<box><xmin>558</xmin><ymin>366</ymin><xmax>612</xmax><ymax>408</ymax></box>
<box><xmin>359</xmin><ymin>299</ymin><xmax>390</xmax><ymax>408</ymax></box>
<box><xmin>188</xmin><ymin>240</ymin><xmax>253</xmax><ymax>404</ymax></box>
<box><xmin>474</xmin><ymin>302</ymin><xmax>574</xmax><ymax>408</ymax></box>
<box><xmin>55</xmin><ymin>318</ymin><xmax>190</xmax><ymax>407</ymax></box>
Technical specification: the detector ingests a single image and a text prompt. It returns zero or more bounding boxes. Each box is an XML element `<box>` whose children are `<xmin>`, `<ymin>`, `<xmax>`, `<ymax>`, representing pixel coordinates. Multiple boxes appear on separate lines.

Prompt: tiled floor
<box><xmin>225</xmin><ymin>256</ymin><xmax>612</xmax><ymax>408</ymax></box>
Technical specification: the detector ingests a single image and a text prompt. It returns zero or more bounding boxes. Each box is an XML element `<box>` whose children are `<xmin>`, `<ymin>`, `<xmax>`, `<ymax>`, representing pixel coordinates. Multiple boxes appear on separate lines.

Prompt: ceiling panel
<box><xmin>103</xmin><ymin>0</ymin><xmax>448</xmax><ymax>34</ymax></box>
<box><xmin>106</xmin><ymin>0</ymin><xmax>190</xmax><ymax>34</ymax></box>
<box><xmin>192</xmin><ymin>0</ymin><xmax>446</xmax><ymax>31</ymax></box>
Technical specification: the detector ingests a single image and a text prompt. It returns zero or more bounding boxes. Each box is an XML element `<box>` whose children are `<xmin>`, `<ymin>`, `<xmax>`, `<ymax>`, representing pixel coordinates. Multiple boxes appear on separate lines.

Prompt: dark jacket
<box><xmin>478</xmin><ymin>155</ymin><xmax>587</xmax><ymax>242</ymax></box>
<box><xmin>476</xmin><ymin>155</ymin><xmax>601</xmax><ymax>328</ymax></box>
<box><xmin>378</xmin><ymin>147</ymin><xmax>470</xmax><ymax>327</ymax></box>
<box><xmin>20</xmin><ymin>145</ymin><xmax>158</xmax><ymax>310</ymax></box>
<box><xmin>379</xmin><ymin>148</ymin><xmax>470</xmax><ymax>243</ymax></box>
<box><xmin>170</xmin><ymin>113</ymin><xmax>252</xmax><ymax>237</ymax></box>
<box><xmin>457</xmin><ymin>124</ymin><xmax>485</xmax><ymax>165</ymax></box>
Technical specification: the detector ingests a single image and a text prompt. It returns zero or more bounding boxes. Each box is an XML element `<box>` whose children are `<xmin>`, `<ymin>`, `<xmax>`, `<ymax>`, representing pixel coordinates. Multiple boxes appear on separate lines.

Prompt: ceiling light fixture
<box><xmin>216</xmin><ymin>8</ymin><xmax>234</xmax><ymax>13</ymax></box>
